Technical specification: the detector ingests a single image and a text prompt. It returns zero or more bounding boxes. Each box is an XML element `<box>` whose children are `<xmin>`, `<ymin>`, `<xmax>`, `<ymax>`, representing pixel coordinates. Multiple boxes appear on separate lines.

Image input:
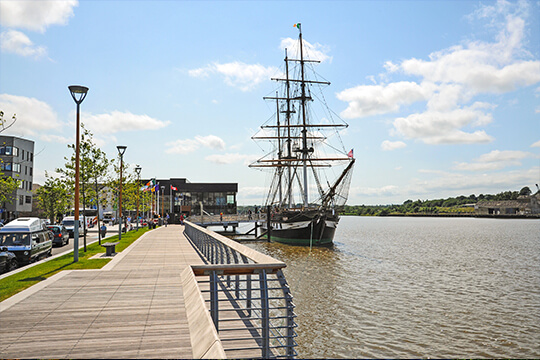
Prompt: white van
<box><xmin>61</xmin><ymin>216</ymin><xmax>86</xmax><ymax>238</ymax></box>
<box><xmin>0</xmin><ymin>217</ymin><xmax>53</xmax><ymax>265</ymax></box>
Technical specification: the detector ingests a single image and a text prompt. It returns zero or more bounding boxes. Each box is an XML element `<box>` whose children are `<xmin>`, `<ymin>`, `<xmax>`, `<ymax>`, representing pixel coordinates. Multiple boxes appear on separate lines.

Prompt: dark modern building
<box><xmin>0</xmin><ymin>135</ymin><xmax>35</xmax><ymax>222</ymax></box>
<box><xmin>144</xmin><ymin>178</ymin><xmax>237</xmax><ymax>223</ymax></box>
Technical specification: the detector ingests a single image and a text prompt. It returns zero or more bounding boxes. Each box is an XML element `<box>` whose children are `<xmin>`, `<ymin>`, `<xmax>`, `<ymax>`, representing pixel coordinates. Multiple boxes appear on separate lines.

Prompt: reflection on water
<box><xmin>243</xmin><ymin>216</ymin><xmax>540</xmax><ymax>358</ymax></box>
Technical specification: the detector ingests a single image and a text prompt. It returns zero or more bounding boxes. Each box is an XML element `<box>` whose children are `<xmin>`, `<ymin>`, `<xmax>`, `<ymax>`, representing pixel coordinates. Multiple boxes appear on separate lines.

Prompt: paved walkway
<box><xmin>0</xmin><ymin>225</ymin><xmax>222</xmax><ymax>359</ymax></box>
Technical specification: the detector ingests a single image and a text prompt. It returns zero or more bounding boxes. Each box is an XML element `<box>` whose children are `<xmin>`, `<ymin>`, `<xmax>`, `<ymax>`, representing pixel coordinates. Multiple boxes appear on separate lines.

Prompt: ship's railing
<box><xmin>184</xmin><ymin>221</ymin><xmax>297</xmax><ymax>359</ymax></box>
<box><xmin>189</xmin><ymin>213</ymin><xmax>267</xmax><ymax>224</ymax></box>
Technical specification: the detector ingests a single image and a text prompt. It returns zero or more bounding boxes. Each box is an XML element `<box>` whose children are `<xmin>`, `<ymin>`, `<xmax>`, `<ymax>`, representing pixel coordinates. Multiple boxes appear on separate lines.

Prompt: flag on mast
<box><xmin>347</xmin><ymin>149</ymin><xmax>354</xmax><ymax>158</ymax></box>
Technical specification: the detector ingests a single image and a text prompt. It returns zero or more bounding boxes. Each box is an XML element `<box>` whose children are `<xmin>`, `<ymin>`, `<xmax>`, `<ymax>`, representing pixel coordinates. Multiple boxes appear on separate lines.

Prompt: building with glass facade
<box><xmin>144</xmin><ymin>178</ymin><xmax>237</xmax><ymax>223</ymax></box>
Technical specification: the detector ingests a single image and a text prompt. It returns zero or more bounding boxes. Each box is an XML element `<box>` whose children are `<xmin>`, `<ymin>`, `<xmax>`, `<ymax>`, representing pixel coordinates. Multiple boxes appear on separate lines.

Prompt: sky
<box><xmin>0</xmin><ymin>0</ymin><xmax>539</xmax><ymax>205</ymax></box>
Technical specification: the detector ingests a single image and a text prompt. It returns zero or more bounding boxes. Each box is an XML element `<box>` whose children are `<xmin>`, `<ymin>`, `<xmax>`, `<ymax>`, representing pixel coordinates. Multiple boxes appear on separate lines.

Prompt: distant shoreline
<box><xmin>343</xmin><ymin>213</ymin><xmax>540</xmax><ymax>219</ymax></box>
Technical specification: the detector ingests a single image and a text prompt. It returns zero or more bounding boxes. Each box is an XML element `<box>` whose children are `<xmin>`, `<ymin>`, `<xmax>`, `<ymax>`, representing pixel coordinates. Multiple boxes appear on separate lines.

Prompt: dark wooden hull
<box><xmin>264</xmin><ymin>212</ymin><xmax>338</xmax><ymax>246</ymax></box>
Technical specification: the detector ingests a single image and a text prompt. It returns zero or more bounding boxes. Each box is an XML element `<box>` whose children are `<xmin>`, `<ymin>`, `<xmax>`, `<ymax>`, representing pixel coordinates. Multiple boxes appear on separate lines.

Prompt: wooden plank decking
<box><xmin>0</xmin><ymin>225</ymin><xmax>237</xmax><ymax>359</ymax></box>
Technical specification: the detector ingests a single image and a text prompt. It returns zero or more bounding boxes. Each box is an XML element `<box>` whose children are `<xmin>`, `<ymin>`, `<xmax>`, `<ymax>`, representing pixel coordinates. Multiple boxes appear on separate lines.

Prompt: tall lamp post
<box><xmin>135</xmin><ymin>165</ymin><xmax>141</xmax><ymax>230</ymax></box>
<box><xmin>68</xmin><ymin>85</ymin><xmax>89</xmax><ymax>263</ymax></box>
<box><xmin>117</xmin><ymin>145</ymin><xmax>127</xmax><ymax>241</ymax></box>
<box><xmin>161</xmin><ymin>186</ymin><xmax>165</xmax><ymax>220</ymax></box>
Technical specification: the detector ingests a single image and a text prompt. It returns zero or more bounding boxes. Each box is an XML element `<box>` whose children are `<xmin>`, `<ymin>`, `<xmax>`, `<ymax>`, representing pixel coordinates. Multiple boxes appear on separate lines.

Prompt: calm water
<box><xmin>243</xmin><ymin>216</ymin><xmax>540</xmax><ymax>358</ymax></box>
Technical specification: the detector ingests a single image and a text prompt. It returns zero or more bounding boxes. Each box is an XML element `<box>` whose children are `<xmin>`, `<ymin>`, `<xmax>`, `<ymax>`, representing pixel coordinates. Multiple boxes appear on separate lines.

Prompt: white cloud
<box><xmin>165</xmin><ymin>134</ymin><xmax>226</xmax><ymax>154</ymax></box>
<box><xmin>0</xmin><ymin>30</ymin><xmax>46</xmax><ymax>58</ymax></box>
<box><xmin>393</xmin><ymin>104</ymin><xmax>495</xmax><ymax>144</ymax></box>
<box><xmin>205</xmin><ymin>153</ymin><xmax>256</xmax><ymax>165</ymax></box>
<box><xmin>453</xmin><ymin>150</ymin><xmax>536</xmax><ymax>171</ymax></box>
<box><xmin>337</xmin><ymin>81</ymin><xmax>434</xmax><ymax>118</ymax></box>
<box><xmin>0</xmin><ymin>94</ymin><xmax>62</xmax><ymax>137</ymax></box>
<box><xmin>39</xmin><ymin>134</ymin><xmax>71</xmax><ymax>144</ymax></box>
<box><xmin>337</xmin><ymin>1</ymin><xmax>540</xmax><ymax>146</ymax></box>
<box><xmin>351</xmin><ymin>185</ymin><xmax>400</xmax><ymax>197</ymax></box>
<box><xmin>280</xmin><ymin>37</ymin><xmax>332</xmax><ymax>63</ymax></box>
<box><xmin>82</xmin><ymin>111</ymin><xmax>171</xmax><ymax>134</ymax></box>
<box><xmin>408</xmin><ymin>166</ymin><xmax>539</xmax><ymax>195</ymax></box>
<box><xmin>189</xmin><ymin>61</ymin><xmax>280</xmax><ymax>91</ymax></box>
<box><xmin>381</xmin><ymin>140</ymin><xmax>406</xmax><ymax>151</ymax></box>
<box><xmin>0</xmin><ymin>0</ymin><xmax>77</xmax><ymax>32</ymax></box>
<box><xmin>195</xmin><ymin>135</ymin><xmax>226</xmax><ymax>150</ymax></box>
<box><xmin>531</xmin><ymin>140</ymin><xmax>540</xmax><ymax>148</ymax></box>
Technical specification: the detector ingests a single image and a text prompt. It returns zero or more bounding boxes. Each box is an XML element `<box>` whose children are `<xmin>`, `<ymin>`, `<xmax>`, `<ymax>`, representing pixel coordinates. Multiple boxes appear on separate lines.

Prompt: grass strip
<box><xmin>0</xmin><ymin>227</ymin><xmax>151</xmax><ymax>302</ymax></box>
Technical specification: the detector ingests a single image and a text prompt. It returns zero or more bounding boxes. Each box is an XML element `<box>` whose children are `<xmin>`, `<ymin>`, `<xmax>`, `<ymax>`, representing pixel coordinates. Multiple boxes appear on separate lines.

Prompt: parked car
<box><xmin>0</xmin><ymin>218</ymin><xmax>53</xmax><ymax>265</ymax></box>
<box><xmin>47</xmin><ymin>225</ymin><xmax>69</xmax><ymax>246</ymax></box>
<box><xmin>61</xmin><ymin>216</ymin><xmax>86</xmax><ymax>238</ymax></box>
<box><xmin>0</xmin><ymin>246</ymin><xmax>18</xmax><ymax>273</ymax></box>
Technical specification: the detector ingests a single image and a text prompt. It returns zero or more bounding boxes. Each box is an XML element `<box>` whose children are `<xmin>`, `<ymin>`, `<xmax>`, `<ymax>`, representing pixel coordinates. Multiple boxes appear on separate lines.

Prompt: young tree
<box><xmin>57</xmin><ymin>124</ymin><xmax>110</xmax><ymax>249</ymax></box>
<box><xmin>0</xmin><ymin>110</ymin><xmax>17</xmax><ymax>133</ymax></box>
<box><xmin>36</xmin><ymin>174</ymin><xmax>70</xmax><ymax>224</ymax></box>
<box><xmin>0</xmin><ymin>175</ymin><xmax>20</xmax><ymax>207</ymax></box>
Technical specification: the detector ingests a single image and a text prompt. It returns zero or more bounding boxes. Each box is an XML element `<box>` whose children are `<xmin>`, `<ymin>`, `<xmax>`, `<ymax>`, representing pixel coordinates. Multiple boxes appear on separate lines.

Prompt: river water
<box><xmin>243</xmin><ymin>216</ymin><xmax>540</xmax><ymax>359</ymax></box>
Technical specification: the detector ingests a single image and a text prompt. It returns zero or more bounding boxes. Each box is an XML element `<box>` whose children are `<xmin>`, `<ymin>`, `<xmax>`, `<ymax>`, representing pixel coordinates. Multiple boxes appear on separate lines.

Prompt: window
<box><xmin>19</xmin><ymin>195</ymin><xmax>24</xmax><ymax>205</ymax></box>
<box><xmin>30</xmin><ymin>167</ymin><xmax>32</xmax><ymax>176</ymax></box>
<box><xmin>19</xmin><ymin>180</ymin><xmax>24</xmax><ymax>189</ymax></box>
<box><xmin>25</xmin><ymin>196</ymin><xmax>32</xmax><ymax>204</ymax></box>
<box><xmin>30</xmin><ymin>153</ymin><xmax>33</xmax><ymax>162</ymax></box>
<box><xmin>25</xmin><ymin>166</ymin><xmax>27</xmax><ymax>175</ymax></box>
<box><xmin>0</xmin><ymin>162</ymin><xmax>18</xmax><ymax>171</ymax></box>
<box><xmin>21</xmin><ymin>149</ymin><xmax>24</xmax><ymax>159</ymax></box>
<box><xmin>0</xmin><ymin>146</ymin><xmax>19</xmax><ymax>156</ymax></box>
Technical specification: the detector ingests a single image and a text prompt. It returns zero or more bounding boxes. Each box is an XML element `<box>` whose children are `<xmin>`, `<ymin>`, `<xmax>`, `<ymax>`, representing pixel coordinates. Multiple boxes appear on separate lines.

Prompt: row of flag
<box><xmin>140</xmin><ymin>179</ymin><xmax>178</xmax><ymax>192</ymax></box>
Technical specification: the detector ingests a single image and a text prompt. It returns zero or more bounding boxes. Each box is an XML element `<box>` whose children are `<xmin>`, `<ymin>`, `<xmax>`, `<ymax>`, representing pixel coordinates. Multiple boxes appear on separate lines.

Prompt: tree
<box><xmin>519</xmin><ymin>186</ymin><xmax>532</xmax><ymax>196</ymax></box>
<box><xmin>0</xmin><ymin>176</ymin><xmax>20</xmax><ymax>206</ymax></box>
<box><xmin>0</xmin><ymin>110</ymin><xmax>17</xmax><ymax>133</ymax></box>
<box><xmin>56</xmin><ymin>124</ymin><xmax>111</xmax><ymax>249</ymax></box>
<box><xmin>36</xmin><ymin>174</ymin><xmax>70</xmax><ymax>224</ymax></box>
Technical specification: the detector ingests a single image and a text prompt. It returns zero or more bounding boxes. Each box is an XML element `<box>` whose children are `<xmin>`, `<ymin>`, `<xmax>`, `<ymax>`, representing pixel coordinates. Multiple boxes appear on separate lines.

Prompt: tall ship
<box><xmin>250</xmin><ymin>24</ymin><xmax>355</xmax><ymax>246</ymax></box>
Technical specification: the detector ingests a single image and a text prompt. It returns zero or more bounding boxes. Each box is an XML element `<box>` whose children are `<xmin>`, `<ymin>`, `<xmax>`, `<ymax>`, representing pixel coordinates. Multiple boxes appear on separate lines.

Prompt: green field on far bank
<box><xmin>0</xmin><ymin>227</ymin><xmax>151</xmax><ymax>302</ymax></box>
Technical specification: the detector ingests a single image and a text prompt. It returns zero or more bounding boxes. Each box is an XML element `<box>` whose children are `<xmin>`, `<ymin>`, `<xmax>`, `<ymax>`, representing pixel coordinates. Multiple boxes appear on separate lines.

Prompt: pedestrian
<box><xmin>248</xmin><ymin>209</ymin><xmax>252</xmax><ymax>220</ymax></box>
<box><xmin>180</xmin><ymin>214</ymin><xmax>184</xmax><ymax>225</ymax></box>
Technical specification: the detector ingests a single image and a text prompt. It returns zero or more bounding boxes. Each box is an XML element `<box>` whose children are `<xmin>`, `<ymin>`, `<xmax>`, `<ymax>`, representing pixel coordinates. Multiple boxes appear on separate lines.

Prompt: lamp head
<box><xmin>117</xmin><ymin>145</ymin><xmax>127</xmax><ymax>156</ymax></box>
<box><xmin>68</xmin><ymin>85</ymin><xmax>89</xmax><ymax>105</ymax></box>
<box><xmin>135</xmin><ymin>165</ymin><xmax>142</xmax><ymax>175</ymax></box>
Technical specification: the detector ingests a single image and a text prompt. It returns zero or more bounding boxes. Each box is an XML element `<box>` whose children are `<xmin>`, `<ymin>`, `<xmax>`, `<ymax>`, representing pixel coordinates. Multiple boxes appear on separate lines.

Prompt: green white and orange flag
<box><xmin>294</xmin><ymin>23</ymin><xmax>301</xmax><ymax>29</ymax></box>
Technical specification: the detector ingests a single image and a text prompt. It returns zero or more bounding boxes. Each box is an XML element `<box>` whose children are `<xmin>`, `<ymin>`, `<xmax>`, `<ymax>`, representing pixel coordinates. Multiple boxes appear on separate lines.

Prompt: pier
<box><xmin>0</xmin><ymin>223</ymin><xmax>297</xmax><ymax>359</ymax></box>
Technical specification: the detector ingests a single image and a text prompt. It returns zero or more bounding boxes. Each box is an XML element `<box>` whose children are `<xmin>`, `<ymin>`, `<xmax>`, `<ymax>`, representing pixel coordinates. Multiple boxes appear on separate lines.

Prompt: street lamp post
<box><xmin>161</xmin><ymin>186</ymin><xmax>165</xmax><ymax>220</ymax></box>
<box><xmin>68</xmin><ymin>85</ymin><xmax>89</xmax><ymax>263</ymax></box>
<box><xmin>135</xmin><ymin>165</ymin><xmax>141</xmax><ymax>231</ymax></box>
<box><xmin>117</xmin><ymin>146</ymin><xmax>127</xmax><ymax>241</ymax></box>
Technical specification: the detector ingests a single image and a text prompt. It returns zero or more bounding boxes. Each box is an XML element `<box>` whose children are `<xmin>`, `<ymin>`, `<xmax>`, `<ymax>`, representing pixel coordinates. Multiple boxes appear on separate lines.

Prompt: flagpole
<box><xmin>170</xmin><ymin>185</ymin><xmax>173</xmax><ymax>220</ymax></box>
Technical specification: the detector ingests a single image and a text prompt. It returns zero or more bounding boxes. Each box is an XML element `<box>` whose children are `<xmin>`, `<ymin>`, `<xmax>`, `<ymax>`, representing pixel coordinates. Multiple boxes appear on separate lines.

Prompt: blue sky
<box><xmin>0</xmin><ymin>0</ymin><xmax>539</xmax><ymax>205</ymax></box>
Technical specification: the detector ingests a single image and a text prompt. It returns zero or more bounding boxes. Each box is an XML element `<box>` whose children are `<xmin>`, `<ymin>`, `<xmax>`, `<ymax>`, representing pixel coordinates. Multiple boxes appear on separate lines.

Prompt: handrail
<box><xmin>184</xmin><ymin>221</ymin><xmax>297</xmax><ymax>359</ymax></box>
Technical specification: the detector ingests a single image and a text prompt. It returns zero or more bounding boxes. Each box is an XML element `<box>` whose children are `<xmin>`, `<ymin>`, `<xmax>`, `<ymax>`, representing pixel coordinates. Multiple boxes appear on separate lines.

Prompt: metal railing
<box><xmin>184</xmin><ymin>221</ymin><xmax>297</xmax><ymax>359</ymax></box>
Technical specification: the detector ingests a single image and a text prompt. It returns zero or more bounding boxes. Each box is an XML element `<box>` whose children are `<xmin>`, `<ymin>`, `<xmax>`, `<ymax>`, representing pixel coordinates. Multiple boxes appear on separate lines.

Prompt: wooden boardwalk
<box><xmin>0</xmin><ymin>225</ymin><xmax>228</xmax><ymax>359</ymax></box>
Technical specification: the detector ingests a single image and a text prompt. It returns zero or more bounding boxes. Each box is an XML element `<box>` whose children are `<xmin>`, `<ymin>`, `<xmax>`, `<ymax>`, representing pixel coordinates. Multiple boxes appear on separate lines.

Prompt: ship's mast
<box><xmin>275</xmin><ymin>91</ymin><xmax>283</xmax><ymax>205</ymax></box>
<box><xmin>285</xmin><ymin>49</ymin><xmax>293</xmax><ymax>208</ymax></box>
<box><xmin>298</xmin><ymin>23</ymin><xmax>309</xmax><ymax>207</ymax></box>
<box><xmin>251</xmin><ymin>23</ymin><xmax>353</xmax><ymax>209</ymax></box>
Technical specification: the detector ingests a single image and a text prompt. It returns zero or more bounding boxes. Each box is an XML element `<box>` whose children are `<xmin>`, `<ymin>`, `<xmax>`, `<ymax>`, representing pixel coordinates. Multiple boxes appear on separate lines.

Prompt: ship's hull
<box><xmin>263</xmin><ymin>212</ymin><xmax>338</xmax><ymax>246</ymax></box>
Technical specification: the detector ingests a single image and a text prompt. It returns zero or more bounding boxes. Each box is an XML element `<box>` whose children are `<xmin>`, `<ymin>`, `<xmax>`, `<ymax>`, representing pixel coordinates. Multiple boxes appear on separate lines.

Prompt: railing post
<box><xmin>277</xmin><ymin>269</ymin><xmax>296</xmax><ymax>358</ymax></box>
<box><xmin>245</xmin><ymin>275</ymin><xmax>251</xmax><ymax>317</ymax></box>
<box><xmin>210</xmin><ymin>271</ymin><xmax>219</xmax><ymax>331</ymax></box>
<box><xmin>259</xmin><ymin>269</ymin><xmax>270</xmax><ymax>358</ymax></box>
